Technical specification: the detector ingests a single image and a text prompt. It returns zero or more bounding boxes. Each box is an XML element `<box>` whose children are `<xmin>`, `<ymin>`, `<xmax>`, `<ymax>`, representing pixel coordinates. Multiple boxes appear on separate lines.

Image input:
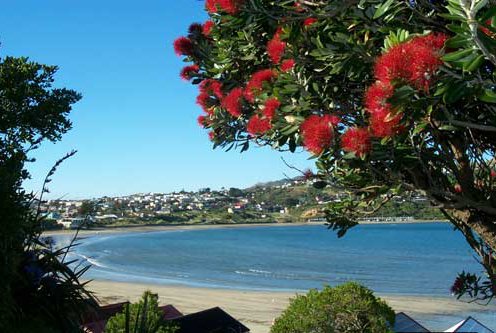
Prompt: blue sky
<box><xmin>0</xmin><ymin>0</ymin><xmax>313</xmax><ymax>199</ymax></box>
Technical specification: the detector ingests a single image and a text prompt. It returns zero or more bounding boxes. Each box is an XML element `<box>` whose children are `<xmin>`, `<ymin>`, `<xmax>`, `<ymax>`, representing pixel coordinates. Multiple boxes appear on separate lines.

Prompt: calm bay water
<box><xmin>70</xmin><ymin>223</ymin><xmax>480</xmax><ymax>295</ymax></box>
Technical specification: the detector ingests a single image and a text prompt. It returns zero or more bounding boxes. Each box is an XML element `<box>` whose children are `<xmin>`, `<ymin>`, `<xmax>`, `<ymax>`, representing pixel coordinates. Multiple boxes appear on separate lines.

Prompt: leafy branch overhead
<box><xmin>175</xmin><ymin>0</ymin><xmax>496</xmax><ymax>302</ymax></box>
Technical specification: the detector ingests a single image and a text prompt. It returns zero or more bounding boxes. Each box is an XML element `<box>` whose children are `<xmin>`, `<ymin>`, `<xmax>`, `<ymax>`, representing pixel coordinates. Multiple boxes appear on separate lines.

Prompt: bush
<box><xmin>271</xmin><ymin>282</ymin><xmax>395</xmax><ymax>333</ymax></box>
<box><xmin>105</xmin><ymin>291</ymin><xmax>178</xmax><ymax>333</ymax></box>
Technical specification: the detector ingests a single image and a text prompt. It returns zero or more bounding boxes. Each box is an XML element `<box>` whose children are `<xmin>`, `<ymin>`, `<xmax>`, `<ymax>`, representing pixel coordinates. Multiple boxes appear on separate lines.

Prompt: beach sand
<box><xmin>87</xmin><ymin>279</ymin><xmax>492</xmax><ymax>333</ymax></box>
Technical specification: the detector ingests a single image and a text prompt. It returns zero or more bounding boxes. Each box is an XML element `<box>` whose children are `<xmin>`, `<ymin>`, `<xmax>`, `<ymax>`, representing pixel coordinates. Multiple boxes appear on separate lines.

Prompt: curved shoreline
<box><xmin>43</xmin><ymin>219</ymin><xmax>448</xmax><ymax>238</ymax></box>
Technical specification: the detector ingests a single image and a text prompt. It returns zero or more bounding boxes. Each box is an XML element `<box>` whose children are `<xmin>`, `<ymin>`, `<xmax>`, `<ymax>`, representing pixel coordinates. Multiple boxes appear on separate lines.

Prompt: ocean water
<box><xmin>57</xmin><ymin>223</ymin><xmax>496</xmax><ymax>330</ymax></box>
<box><xmin>70</xmin><ymin>223</ymin><xmax>480</xmax><ymax>294</ymax></box>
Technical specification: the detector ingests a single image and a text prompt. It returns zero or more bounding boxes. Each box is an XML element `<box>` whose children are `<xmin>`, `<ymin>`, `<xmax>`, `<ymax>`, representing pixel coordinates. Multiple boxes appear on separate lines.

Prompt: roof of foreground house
<box><xmin>394</xmin><ymin>312</ymin><xmax>430</xmax><ymax>333</ymax></box>
<box><xmin>171</xmin><ymin>306</ymin><xmax>250</xmax><ymax>333</ymax></box>
<box><xmin>444</xmin><ymin>316</ymin><xmax>494</xmax><ymax>333</ymax></box>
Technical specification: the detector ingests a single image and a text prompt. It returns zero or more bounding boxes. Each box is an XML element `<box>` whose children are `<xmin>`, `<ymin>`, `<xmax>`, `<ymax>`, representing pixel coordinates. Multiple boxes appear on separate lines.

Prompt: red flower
<box><xmin>364</xmin><ymin>82</ymin><xmax>394</xmax><ymax>114</ymax></box>
<box><xmin>245</xmin><ymin>69</ymin><xmax>277</xmax><ymax>102</ymax></box>
<box><xmin>303</xmin><ymin>18</ymin><xmax>317</xmax><ymax>27</ymax></box>
<box><xmin>341</xmin><ymin>127</ymin><xmax>371</xmax><ymax>157</ymax></box>
<box><xmin>197</xmin><ymin>115</ymin><xmax>207</xmax><ymax>127</ymax></box>
<box><xmin>218</xmin><ymin>0</ymin><xmax>243</xmax><ymax>14</ymax></box>
<box><xmin>196</xmin><ymin>92</ymin><xmax>212</xmax><ymax>114</ymax></box>
<box><xmin>173</xmin><ymin>37</ymin><xmax>194</xmax><ymax>57</ymax></box>
<box><xmin>200</xmin><ymin>79</ymin><xmax>223</xmax><ymax>99</ymax></box>
<box><xmin>222</xmin><ymin>87</ymin><xmax>244</xmax><ymax>117</ymax></box>
<box><xmin>480</xmin><ymin>19</ymin><xmax>496</xmax><ymax>39</ymax></box>
<box><xmin>281</xmin><ymin>59</ymin><xmax>296</xmax><ymax>72</ymax></box>
<box><xmin>203</xmin><ymin>20</ymin><xmax>215</xmax><ymax>36</ymax></box>
<box><xmin>454</xmin><ymin>184</ymin><xmax>462</xmax><ymax>193</ymax></box>
<box><xmin>374</xmin><ymin>33</ymin><xmax>448</xmax><ymax>90</ymax></box>
<box><xmin>247</xmin><ymin>115</ymin><xmax>272</xmax><ymax>135</ymax></box>
<box><xmin>491</xmin><ymin>169</ymin><xmax>496</xmax><ymax>178</ymax></box>
<box><xmin>293</xmin><ymin>2</ymin><xmax>304</xmax><ymax>12</ymax></box>
<box><xmin>369</xmin><ymin>109</ymin><xmax>403</xmax><ymax>138</ymax></box>
<box><xmin>328</xmin><ymin>115</ymin><xmax>341</xmax><ymax>126</ymax></box>
<box><xmin>208</xmin><ymin>131</ymin><xmax>216</xmax><ymax>141</ymax></box>
<box><xmin>300</xmin><ymin>115</ymin><xmax>335</xmax><ymax>155</ymax></box>
<box><xmin>180</xmin><ymin>65</ymin><xmax>200</xmax><ymax>81</ymax></box>
<box><xmin>267</xmin><ymin>35</ymin><xmax>286</xmax><ymax>64</ymax></box>
<box><xmin>302</xmin><ymin>169</ymin><xmax>314</xmax><ymax>180</ymax></box>
<box><xmin>262</xmin><ymin>97</ymin><xmax>280</xmax><ymax>120</ymax></box>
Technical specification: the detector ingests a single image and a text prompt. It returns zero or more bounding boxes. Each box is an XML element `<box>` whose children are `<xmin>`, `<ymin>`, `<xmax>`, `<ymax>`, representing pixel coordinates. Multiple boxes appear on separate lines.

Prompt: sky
<box><xmin>0</xmin><ymin>0</ymin><xmax>314</xmax><ymax>199</ymax></box>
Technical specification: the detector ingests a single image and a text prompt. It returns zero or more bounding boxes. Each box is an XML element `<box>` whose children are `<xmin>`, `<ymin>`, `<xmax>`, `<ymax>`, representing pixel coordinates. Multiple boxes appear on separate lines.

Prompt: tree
<box><xmin>79</xmin><ymin>200</ymin><xmax>97</xmax><ymax>217</ymax></box>
<box><xmin>271</xmin><ymin>282</ymin><xmax>395</xmax><ymax>333</ymax></box>
<box><xmin>105</xmin><ymin>291</ymin><xmax>178</xmax><ymax>333</ymax></box>
<box><xmin>175</xmin><ymin>0</ymin><xmax>496</xmax><ymax>301</ymax></box>
<box><xmin>0</xmin><ymin>55</ymin><xmax>96</xmax><ymax>331</ymax></box>
<box><xmin>228</xmin><ymin>187</ymin><xmax>244</xmax><ymax>197</ymax></box>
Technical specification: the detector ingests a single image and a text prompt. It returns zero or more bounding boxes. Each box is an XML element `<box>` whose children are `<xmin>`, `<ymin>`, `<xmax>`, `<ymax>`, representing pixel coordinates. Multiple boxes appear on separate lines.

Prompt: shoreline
<box><xmin>87</xmin><ymin>279</ymin><xmax>494</xmax><ymax>333</ymax></box>
<box><xmin>43</xmin><ymin>219</ymin><xmax>448</xmax><ymax>237</ymax></box>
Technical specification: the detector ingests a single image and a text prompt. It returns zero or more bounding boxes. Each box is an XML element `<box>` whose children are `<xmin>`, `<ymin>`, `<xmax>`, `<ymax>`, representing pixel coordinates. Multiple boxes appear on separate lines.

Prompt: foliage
<box><xmin>0</xmin><ymin>54</ymin><xmax>97</xmax><ymax>331</ymax></box>
<box><xmin>175</xmin><ymin>0</ymin><xmax>496</xmax><ymax>301</ymax></box>
<box><xmin>270</xmin><ymin>282</ymin><xmax>395</xmax><ymax>333</ymax></box>
<box><xmin>105</xmin><ymin>291</ymin><xmax>178</xmax><ymax>333</ymax></box>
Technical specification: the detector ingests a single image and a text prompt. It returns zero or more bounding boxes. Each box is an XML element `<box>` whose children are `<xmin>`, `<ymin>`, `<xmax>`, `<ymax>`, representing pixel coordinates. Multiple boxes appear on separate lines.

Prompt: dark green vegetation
<box><xmin>0</xmin><ymin>55</ymin><xmax>96</xmax><ymax>331</ymax></box>
<box><xmin>271</xmin><ymin>282</ymin><xmax>395</xmax><ymax>333</ymax></box>
<box><xmin>105</xmin><ymin>291</ymin><xmax>178</xmax><ymax>333</ymax></box>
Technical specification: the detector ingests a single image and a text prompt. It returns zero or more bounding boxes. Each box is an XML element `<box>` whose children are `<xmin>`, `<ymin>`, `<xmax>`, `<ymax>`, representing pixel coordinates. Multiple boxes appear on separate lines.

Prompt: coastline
<box><xmin>43</xmin><ymin>219</ymin><xmax>448</xmax><ymax>237</ymax></box>
<box><xmin>87</xmin><ymin>279</ymin><xmax>494</xmax><ymax>333</ymax></box>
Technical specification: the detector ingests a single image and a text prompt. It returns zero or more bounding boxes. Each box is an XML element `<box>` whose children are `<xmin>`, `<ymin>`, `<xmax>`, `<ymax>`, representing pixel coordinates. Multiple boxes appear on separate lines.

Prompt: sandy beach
<box><xmin>87</xmin><ymin>279</ymin><xmax>494</xmax><ymax>333</ymax></box>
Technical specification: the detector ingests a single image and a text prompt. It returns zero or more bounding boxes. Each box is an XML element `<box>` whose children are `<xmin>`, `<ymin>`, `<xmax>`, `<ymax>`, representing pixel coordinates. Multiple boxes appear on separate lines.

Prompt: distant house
<box><xmin>57</xmin><ymin>217</ymin><xmax>86</xmax><ymax>229</ymax></box>
<box><xmin>394</xmin><ymin>312</ymin><xmax>429</xmax><ymax>333</ymax></box>
<box><xmin>444</xmin><ymin>316</ymin><xmax>494</xmax><ymax>333</ymax></box>
<box><xmin>171</xmin><ymin>307</ymin><xmax>250</xmax><ymax>333</ymax></box>
<box><xmin>393</xmin><ymin>313</ymin><xmax>494</xmax><ymax>333</ymax></box>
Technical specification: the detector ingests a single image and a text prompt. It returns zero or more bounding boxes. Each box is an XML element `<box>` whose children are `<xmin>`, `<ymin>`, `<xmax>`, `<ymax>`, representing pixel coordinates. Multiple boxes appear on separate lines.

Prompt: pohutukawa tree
<box><xmin>174</xmin><ymin>0</ymin><xmax>496</xmax><ymax>301</ymax></box>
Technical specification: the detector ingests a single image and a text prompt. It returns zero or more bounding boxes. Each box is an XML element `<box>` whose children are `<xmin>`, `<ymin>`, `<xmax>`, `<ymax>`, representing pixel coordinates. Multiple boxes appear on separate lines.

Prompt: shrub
<box><xmin>105</xmin><ymin>291</ymin><xmax>178</xmax><ymax>333</ymax></box>
<box><xmin>271</xmin><ymin>282</ymin><xmax>395</xmax><ymax>333</ymax></box>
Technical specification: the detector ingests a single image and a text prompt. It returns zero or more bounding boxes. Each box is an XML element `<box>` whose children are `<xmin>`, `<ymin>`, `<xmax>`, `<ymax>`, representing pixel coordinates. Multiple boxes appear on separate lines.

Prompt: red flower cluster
<box><xmin>281</xmin><ymin>59</ymin><xmax>295</xmax><ymax>72</ymax></box>
<box><xmin>247</xmin><ymin>115</ymin><xmax>272</xmax><ymax>135</ymax></box>
<box><xmin>173</xmin><ymin>37</ymin><xmax>194</xmax><ymax>56</ymax></box>
<box><xmin>196</xmin><ymin>79</ymin><xmax>223</xmax><ymax>116</ymax></box>
<box><xmin>341</xmin><ymin>127</ymin><xmax>371</xmax><ymax>157</ymax></box>
<box><xmin>361</xmin><ymin>33</ymin><xmax>448</xmax><ymax>139</ymax></box>
<box><xmin>197</xmin><ymin>115</ymin><xmax>207</xmax><ymax>128</ymax></box>
<box><xmin>222</xmin><ymin>87</ymin><xmax>244</xmax><ymax>117</ymax></box>
<box><xmin>374</xmin><ymin>33</ymin><xmax>448</xmax><ymax>90</ymax></box>
<box><xmin>369</xmin><ymin>109</ymin><xmax>402</xmax><ymax>138</ymax></box>
<box><xmin>180</xmin><ymin>65</ymin><xmax>200</xmax><ymax>81</ymax></box>
<box><xmin>203</xmin><ymin>20</ymin><xmax>215</xmax><ymax>36</ymax></box>
<box><xmin>267</xmin><ymin>34</ymin><xmax>286</xmax><ymax>65</ymax></box>
<box><xmin>300</xmin><ymin>115</ymin><xmax>336</xmax><ymax>155</ymax></box>
<box><xmin>200</xmin><ymin>79</ymin><xmax>223</xmax><ymax>99</ymax></box>
<box><xmin>244</xmin><ymin>69</ymin><xmax>277</xmax><ymax>102</ymax></box>
<box><xmin>303</xmin><ymin>18</ymin><xmax>317</xmax><ymax>27</ymax></box>
<box><xmin>262</xmin><ymin>97</ymin><xmax>280</xmax><ymax>120</ymax></box>
<box><xmin>206</xmin><ymin>0</ymin><xmax>243</xmax><ymax>15</ymax></box>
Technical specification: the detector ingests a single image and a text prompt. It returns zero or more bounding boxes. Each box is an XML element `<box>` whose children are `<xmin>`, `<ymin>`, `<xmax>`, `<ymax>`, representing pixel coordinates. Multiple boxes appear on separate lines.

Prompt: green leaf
<box><xmin>479</xmin><ymin>89</ymin><xmax>496</xmax><ymax>103</ymax></box>
<box><xmin>464</xmin><ymin>54</ymin><xmax>485</xmax><ymax>72</ymax></box>
<box><xmin>373</xmin><ymin>0</ymin><xmax>395</xmax><ymax>19</ymax></box>
<box><xmin>442</xmin><ymin>49</ymin><xmax>475</xmax><ymax>62</ymax></box>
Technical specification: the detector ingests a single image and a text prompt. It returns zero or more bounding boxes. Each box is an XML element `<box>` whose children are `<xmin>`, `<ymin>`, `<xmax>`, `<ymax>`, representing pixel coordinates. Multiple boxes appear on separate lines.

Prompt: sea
<box><xmin>54</xmin><ymin>222</ymin><xmax>496</xmax><ymax>330</ymax></box>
